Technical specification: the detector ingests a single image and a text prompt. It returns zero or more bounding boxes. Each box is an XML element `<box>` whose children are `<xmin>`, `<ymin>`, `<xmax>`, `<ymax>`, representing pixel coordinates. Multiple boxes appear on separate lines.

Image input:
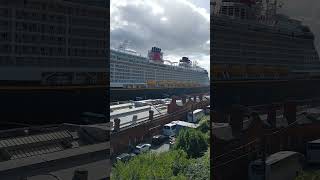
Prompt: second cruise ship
<box><xmin>211</xmin><ymin>0</ymin><xmax>320</xmax><ymax>107</ymax></box>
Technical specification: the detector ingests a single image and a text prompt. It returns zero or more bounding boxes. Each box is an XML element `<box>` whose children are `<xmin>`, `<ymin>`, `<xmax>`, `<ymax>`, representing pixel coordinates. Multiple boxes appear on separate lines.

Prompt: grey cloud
<box><xmin>111</xmin><ymin>0</ymin><xmax>210</xmax><ymax>66</ymax></box>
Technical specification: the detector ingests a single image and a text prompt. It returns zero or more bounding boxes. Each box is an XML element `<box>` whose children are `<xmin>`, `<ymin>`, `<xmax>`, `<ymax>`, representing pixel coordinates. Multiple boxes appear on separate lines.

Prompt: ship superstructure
<box><xmin>211</xmin><ymin>0</ymin><xmax>320</xmax><ymax>81</ymax></box>
<box><xmin>110</xmin><ymin>44</ymin><xmax>209</xmax><ymax>89</ymax></box>
<box><xmin>0</xmin><ymin>0</ymin><xmax>108</xmax><ymax>86</ymax></box>
<box><xmin>0</xmin><ymin>0</ymin><xmax>108</xmax><ymax>125</ymax></box>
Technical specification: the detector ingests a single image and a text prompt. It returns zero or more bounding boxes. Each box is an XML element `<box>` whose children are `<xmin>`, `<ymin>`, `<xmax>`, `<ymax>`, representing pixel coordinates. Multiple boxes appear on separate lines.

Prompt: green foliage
<box><xmin>184</xmin><ymin>149</ymin><xmax>210</xmax><ymax>180</ymax></box>
<box><xmin>111</xmin><ymin>150</ymin><xmax>190</xmax><ymax>180</ymax></box>
<box><xmin>198</xmin><ymin>115</ymin><xmax>210</xmax><ymax>134</ymax></box>
<box><xmin>295</xmin><ymin>170</ymin><xmax>320</xmax><ymax>180</ymax></box>
<box><xmin>174</xmin><ymin>128</ymin><xmax>208</xmax><ymax>158</ymax></box>
<box><xmin>111</xmin><ymin>117</ymin><xmax>211</xmax><ymax>180</ymax></box>
<box><xmin>199</xmin><ymin>115</ymin><xmax>209</xmax><ymax>123</ymax></box>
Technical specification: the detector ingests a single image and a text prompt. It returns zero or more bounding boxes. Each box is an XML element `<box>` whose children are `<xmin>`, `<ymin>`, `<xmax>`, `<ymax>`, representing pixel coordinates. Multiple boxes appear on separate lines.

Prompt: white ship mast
<box><xmin>118</xmin><ymin>40</ymin><xmax>129</xmax><ymax>51</ymax></box>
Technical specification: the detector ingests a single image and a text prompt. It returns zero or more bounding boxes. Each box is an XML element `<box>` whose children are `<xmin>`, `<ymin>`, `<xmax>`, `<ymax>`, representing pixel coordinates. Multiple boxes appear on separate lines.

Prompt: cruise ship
<box><xmin>211</xmin><ymin>0</ymin><xmax>320</xmax><ymax>107</ymax></box>
<box><xmin>110</xmin><ymin>43</ymin><xmax>210</xmax><ymax>101</ymax></box>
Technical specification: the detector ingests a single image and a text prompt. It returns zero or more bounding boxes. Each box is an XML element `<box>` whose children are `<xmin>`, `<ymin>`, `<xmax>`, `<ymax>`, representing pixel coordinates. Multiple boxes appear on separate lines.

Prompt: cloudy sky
<box><xmin>110</xmin><ymin>0</ymin><xmax>210</xmax><ymax>73</ymax></box>
<box><xmin>278</xmin><ymin>0</ymin><xmax>320</xmax><ymax>54</ymax></box>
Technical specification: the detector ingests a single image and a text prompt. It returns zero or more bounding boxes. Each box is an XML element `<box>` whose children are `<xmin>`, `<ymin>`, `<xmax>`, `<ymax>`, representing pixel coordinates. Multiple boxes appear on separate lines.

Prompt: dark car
<box><xmin>152</xmin><ymin>135</ymin><xmax>168</xmax><ymax>146</ymax></box>
<box><xmin>116</xmin><ymin>153</ymin><xmax>131</xmax><ymax>163</ymax></box>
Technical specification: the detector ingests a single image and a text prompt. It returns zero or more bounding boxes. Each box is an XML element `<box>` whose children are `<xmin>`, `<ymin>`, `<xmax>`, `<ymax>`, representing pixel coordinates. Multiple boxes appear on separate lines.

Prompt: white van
<box><xmin>163</xmin><ymin>122</ymin><xmax>177</xmax><ymax>136</ymax></box>
<box><xmin>163</xmin><ymin>121</ymin><xmax>199</xmax><ymax>137</ymax></box>
<box><xmin>249</xmin><ymin>151</ymin><xmax>304</xmax><ymax>180</ymax></box>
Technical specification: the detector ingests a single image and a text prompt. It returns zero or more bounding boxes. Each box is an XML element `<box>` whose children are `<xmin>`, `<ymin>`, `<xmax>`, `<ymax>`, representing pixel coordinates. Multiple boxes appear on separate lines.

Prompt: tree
<box><xmin>111</xmin><ymin>150</ymin><xmax>190</xmax><ymax>180</ymax></box>
<box><xmin>174</xmin><ymin>128</ymin><xmax>208</xmax><ymax>158</ymax></box>
<box><xmin>184</xmin><ymin>149</ymin><xmax>210</xmax><ymax>180</ymax></box>
<box><xmin>198</xmin><ymin>115</ymin><xmax>210</xmax><ymax>134</ymax></box>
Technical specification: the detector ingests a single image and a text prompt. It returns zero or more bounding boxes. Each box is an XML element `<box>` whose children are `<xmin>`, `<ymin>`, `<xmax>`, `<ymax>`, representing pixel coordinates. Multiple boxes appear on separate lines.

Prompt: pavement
<box><xmin>150</xmin><ymin>142</ymin><xmax>171</xmax><ymax>154</ymax></box>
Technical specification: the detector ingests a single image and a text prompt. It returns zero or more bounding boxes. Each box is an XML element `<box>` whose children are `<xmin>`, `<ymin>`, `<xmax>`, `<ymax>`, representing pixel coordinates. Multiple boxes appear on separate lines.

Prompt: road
<box><xmin>150</xmin><ymin>142</ymin><xmax>171</xmax><ymax>154</ymax></box>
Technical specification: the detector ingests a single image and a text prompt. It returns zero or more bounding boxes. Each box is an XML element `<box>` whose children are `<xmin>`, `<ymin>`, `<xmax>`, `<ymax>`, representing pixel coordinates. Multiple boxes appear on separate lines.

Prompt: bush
<box><xmin>174</xmin><ymin>128</ymin><xmax>208</xmax><ymax>158</ymax></box>
<box><xmin>184</xmin><ymin>149</ymin><xmax>210</xmax><ymax>180</ymax></box>
<box><xmin>111</xmin><ymin>150</ymin><xmax>190</xmax><ymax>180</ymax></box>
<box><xmin>111</xmin><ymin>117</ymin><xmax>211</xmax><ymax>179</ymax></box>
<box><xmin>198</xmin><ymin>115</ymin><xmax>210</xmax><ymax>134</ymax></box>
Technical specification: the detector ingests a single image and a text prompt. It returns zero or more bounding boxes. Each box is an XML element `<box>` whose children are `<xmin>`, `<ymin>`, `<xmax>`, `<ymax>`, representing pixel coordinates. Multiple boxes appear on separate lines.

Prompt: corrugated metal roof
<box><xmin>110</xmin><ymin>106</ymin><xmax>151</xmax><ymax>118</ymax></box>
<box><xmin>266</xmin><ymin>151</ymin><xmax>300</xmax><ymax>165</ymax></box>
<box><xmin>172</xmin><ymin>121</ymin><xmax>199</xmax><ymax>128</ymax></box>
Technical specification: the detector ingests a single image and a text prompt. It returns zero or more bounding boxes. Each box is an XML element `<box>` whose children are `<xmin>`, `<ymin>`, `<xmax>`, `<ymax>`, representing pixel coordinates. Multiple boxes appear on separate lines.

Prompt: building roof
<box><xmin>110</xmin><ymin>104</ymin><xmax>167</xmax><ymax>129</ymax></box>
<box><xmin>308</xmin><ymin>139</ymin><xmax>320</xmax><ymax>144</ymax></box>
<box><xmin>193</xmin><ymin>109</ymin><xmax>204</xmax><ymax>114</ymax></box>
<box><xmin>172</xmin><ymin>121</ymin><xmax>200</xmax><ymax>129</ymax></box>
<box><xmin>266</xmin><ymin>151</ymin><xmax>300</xmax><ymax>165</ymax></box>
<box><xmin>212</xmin><ymin>123</ymin><xmax>234</xmax><ymax>141</ymax></box>
<box><xmin>0</xmin><ymin>124</ymin><xmax>110</xmax><ymax>179</ymax></box>
<box><xmin>110</xmin><ymin>103</ymin><xmax>134</xmax><ymax>111</ymax></box>
<box><xmin>110</xmin><ymin>106</ymin><xmax>151</xmax><ymax>118</ymax></box>
<box><xmin>212</xmin><ymin>106</ymin><xmax>320</xmax><ymax>142</ymax></box>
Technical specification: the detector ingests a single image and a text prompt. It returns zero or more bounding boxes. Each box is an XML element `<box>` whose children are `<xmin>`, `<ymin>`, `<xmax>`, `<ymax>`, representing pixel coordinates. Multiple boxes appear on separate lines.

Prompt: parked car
<box><xmin>116</xmin><ymin>153</ymin><xmax>131</xmax><ymax>163</ymax></box>
<box><xmin>134</xmin><ymin>143</ymin><xmax>151</xmax><ymax>154</ymax></box>
<box><xmin>152</xmin><ymin>135</ymin><xmax>168</xmax><ymax>146</ymax></box>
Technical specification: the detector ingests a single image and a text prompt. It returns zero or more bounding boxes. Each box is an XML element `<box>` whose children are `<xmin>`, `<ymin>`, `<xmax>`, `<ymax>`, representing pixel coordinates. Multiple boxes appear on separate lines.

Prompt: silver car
<box><xmin>134</xmin><ymin>143</ymin><xmax>151</xmax><ymax>154</ymax></box>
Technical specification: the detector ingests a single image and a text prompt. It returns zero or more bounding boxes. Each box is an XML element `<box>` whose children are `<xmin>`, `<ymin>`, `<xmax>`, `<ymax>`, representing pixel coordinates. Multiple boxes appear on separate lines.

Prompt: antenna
<box><xmin>193</xmin><ymin>60</ymin><xmax>198</xmax><ymax>67</ymax></box>
<box><xmin>118</xmin><ymin>40</ymin><xmax>130</xmax><ymax>50</ymax></box>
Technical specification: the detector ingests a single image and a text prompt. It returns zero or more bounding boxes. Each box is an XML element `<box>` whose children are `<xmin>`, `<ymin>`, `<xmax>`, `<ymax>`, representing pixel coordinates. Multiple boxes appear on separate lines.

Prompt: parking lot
<box><xmin>150</xmin><ymin>141</ymin><xmax>171</xmax><ymax>154</ymax></box>
<box><xmin>112</xmin><ymin>135</ymin><xmax>173</xmax><ymax>165</ymax></box>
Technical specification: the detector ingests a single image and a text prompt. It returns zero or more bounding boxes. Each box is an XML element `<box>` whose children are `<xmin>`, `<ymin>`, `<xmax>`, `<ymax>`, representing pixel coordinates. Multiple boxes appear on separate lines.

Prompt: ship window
<box><xmin>228</xmin><ymin>7</ymin><xmax>233</xmax><ymax>16</ymax></box>
<box><xmin>235</xmin><ymin>8</ymin><xmax>240</xmax><ymax>17</ymax></box>
<box><xmin>241</xmin><ymin>9</ymin><xmax>246</xmax><ymax>19</ymax></box>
